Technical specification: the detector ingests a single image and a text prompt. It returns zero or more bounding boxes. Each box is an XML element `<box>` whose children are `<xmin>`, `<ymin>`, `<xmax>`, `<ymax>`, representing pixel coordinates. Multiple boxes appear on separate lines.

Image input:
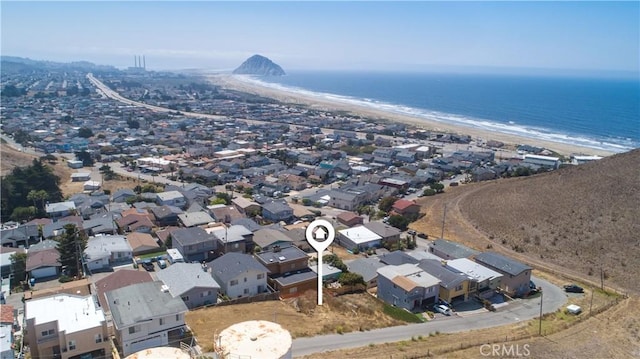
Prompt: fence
<box><xmin>212</xmin><ymin>291</ymin><xmax>280</xmax><ymax>307</ymax></box>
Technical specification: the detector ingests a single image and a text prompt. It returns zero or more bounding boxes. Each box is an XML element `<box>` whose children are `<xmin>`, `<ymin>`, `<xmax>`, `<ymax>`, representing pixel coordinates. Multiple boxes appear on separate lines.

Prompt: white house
<box><xmin>522</xmin><ymin>154</ymin><xmax>560</xmax><ymax>169</ymax></box>
<box><xmin>337</xmin><ymin>226</ymin><xmax>382</xmax><ymax>252</ymax></box>
<box><xmin>445</xmin><ymin>258</ymin><xmax>503</xmax><ymax>299</ymax></box>
<box><xmin>105</xmin><ymin>281</ymin><xmax>188</xmax><ymax>356</ymax></box>
<box><xmin>377</xmin><ymin>264</ymin><xmax>440</xmax><ymax>312</ymax></box>
<box><xmin>85</xmin><ymin>235</ymin><xmax>133</xmax><ymax>271</ymax></box>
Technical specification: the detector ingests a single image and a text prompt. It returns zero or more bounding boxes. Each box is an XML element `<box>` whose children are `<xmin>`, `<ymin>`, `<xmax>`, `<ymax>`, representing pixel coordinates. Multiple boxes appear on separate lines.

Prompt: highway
<box><xmin>291</xmin><ymin>276</ymin><xmax>567</xmax><ymax>357</ymax></box>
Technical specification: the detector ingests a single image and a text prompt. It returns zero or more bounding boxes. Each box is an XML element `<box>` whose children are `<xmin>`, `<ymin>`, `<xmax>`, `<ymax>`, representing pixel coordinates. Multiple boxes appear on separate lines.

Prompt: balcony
<box><xmin>37</xmin><ymin>335</ymin><xmax>59</xmax><ymax>345</ymax></box>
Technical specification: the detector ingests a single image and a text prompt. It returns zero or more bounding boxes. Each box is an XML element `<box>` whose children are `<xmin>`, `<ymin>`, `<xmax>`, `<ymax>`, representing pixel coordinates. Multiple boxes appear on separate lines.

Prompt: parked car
<box><xmin>433</xmin><ymin>304</ymin><xmax>452</xmax><ymax>316</ymax></box>
<box><xmin>417</xmin><ymin>232</ymin><xmax>428</xmax><ymax>239</ymax></box>
<box><xmin>563</xmin><ymin>284</ymin><xmax>584</xmax><ymax>293</ymax></box>
<box><xmin>158</xmin><ymin>259</ymin><xmax>167</xmax><ymax>269</ymax></box>
<box><xmin>141</xmin><ymin>259</ymin><xmax>154</xmax><ymax>272</ymax></box>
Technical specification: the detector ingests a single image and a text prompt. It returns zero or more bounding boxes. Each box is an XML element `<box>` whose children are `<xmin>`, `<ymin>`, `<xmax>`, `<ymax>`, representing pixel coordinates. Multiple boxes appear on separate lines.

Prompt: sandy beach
<box><xmin>207</xmin><ymin>74</ymin><xmax>616</xmax><ymax>157</ymax></box>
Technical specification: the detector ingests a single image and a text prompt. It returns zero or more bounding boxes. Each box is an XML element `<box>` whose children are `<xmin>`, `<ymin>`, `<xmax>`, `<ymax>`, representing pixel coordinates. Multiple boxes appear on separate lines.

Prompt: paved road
<box><xmin>291</xmin><ymin>276</ymin><xmax>567</xmax><ymax>357</ymax></box>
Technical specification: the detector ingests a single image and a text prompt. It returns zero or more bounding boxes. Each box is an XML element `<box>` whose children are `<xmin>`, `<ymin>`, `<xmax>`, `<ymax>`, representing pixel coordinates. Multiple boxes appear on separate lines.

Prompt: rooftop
<box><xmin>26</xmin><ymin>294</ymin><xmax>105</xmax><ymax>334</ymax></box>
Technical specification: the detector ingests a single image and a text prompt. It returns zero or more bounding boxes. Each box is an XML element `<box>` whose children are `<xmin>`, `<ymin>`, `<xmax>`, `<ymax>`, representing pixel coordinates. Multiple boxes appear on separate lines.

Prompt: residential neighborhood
<box><xmin>0</xmin><ymin>61</ymin><xmax>598</xmax><ymax>359</ymax></box>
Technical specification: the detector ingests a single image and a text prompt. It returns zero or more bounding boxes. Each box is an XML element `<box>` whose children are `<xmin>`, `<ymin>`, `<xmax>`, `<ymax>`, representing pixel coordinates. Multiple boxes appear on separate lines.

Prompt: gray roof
<box><xmin>210</xmin><ymin>225</ymin><xmax>252</xmax><ymax>243</ymax></box>
<box><xmin>171</xmin><ymin>227</ymin><xmax>216</xmax><ymax>247</ymax></box>
<box><xmin>363</xmin><ymin>222</ymin><xmax>402</xmax><ymax>238</ymax></box>
<box><xmin>230</xmin><ymin>218</ymin><xmax>261</xmax><ymax>232</ymax></box>
<box><xmin>347</xmin><ymin>257</ymin><xmax>385</xmax><ymax>283</ymax></box>
<box><xmin>156</xmin><ymin>263</ymin><xmax>220</xmax><ymax>297</ymax></box>
<box><xmin>28</xmin><ymin>239</ymin><xmax>58</xmax><ymax>253</ymax></box>
<box><xmin>272</xmin><ymin>269</ymin><xmax>317</xmax><ymax>286</ymax></box>
<box><xmin>178</xmin><ymin>211</ymin><xmax>215</xmax><ymax>227</ymax></box>
<box><xmin>255</xmin><ymin>245</ymin><xmax>307</xmax><ymax>265</ymax></box>
<box><xmin>210</xmin><ymin>253</ymin><xmax>269</xmax><ymax>283</ymax></box>
<box><xmin>261</xmin><ymin>201</ymin><xmax>292</xmax><ymax>214</ymax></box>
<box><xmin>418</xmin><ymin>259</ymin><xmax>467</xmax><ymax>289</ymax></box>
<box><xmin>105</xmin><ymin>281</ymin><xmax>188</xmax><ymax>329</ymax></box>
<box><xmin>379</xmin><ymin>251</ymin><xmax>419</xmax><ymax>266</ymax></box>
<box><xmin>474</xmin><ymin>252</ymin><xmax>532</xmax><ymax>276</ymax></box>
<box><xmin>253</xmin><ymin>228</ymin><xmax>293</xmax><ymax>249</ymax></box>
<box><xmin>430</xmin><ymin>239</ymin><xmax>479</xmax><ymax>259</ymax></box>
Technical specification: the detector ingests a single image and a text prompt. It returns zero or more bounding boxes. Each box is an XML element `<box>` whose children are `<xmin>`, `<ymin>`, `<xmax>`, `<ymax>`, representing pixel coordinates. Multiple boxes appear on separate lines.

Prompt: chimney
<box><xmin>134</xmin><ymin>55</ymin><xmax>137</xmax><ymax>68</ymax></box>
<box><xmin>143</xmin><ymin>55</ymin><xmax>146</xmax><ymax>69</ymax></box>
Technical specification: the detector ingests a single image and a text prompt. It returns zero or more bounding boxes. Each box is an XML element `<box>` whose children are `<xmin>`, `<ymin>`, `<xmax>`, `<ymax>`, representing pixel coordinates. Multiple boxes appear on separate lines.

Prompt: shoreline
<box><xmin>206</xmin><ymin>74</ymin><xmax>617</xmax><ymax>157</ymax></box>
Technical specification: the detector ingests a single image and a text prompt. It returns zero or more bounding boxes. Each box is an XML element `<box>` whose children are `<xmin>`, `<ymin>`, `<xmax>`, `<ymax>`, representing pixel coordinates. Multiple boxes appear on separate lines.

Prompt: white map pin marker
<box><xmin>306</xmin><ymin>219</ymin><xmax>335</xmax><ymax>305</ymax></box>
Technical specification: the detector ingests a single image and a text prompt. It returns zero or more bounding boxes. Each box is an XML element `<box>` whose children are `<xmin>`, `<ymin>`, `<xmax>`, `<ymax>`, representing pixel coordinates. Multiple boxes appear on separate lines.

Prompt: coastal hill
<box><xmin>413</xmin><ymin>149</ymin><xmax>639</xmax><ymax>293</ymax></box>
<box><xmin>233</xmin><ymin>54</ymin><xmax>285</xmax><ymax>76</ymax></box>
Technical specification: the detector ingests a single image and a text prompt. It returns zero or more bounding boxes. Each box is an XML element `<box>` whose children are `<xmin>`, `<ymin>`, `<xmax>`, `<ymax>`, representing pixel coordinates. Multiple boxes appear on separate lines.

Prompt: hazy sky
<box><xmin>2</xmin><ymin>1</ymin><xmax>639</xmax><ymax>74</ymax></box>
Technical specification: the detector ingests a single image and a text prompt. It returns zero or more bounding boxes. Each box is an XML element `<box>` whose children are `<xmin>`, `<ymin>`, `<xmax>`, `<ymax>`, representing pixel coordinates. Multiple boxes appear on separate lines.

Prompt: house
<box><xmin>337</xmin><ymin>226</ymin><xmax>382</xmax><ymax>252</ymax></box>
<box><xmin>209</xmin><ymin>253</ymin><xmax>269</xmax><ymax>298</ymax></box>
<box><xmin>418</xmin><ymin>259</ymin><xmax>471</xmax><ymax>304</ymax></box>
<box><xmin>254</xmin><ymin>246</ymin><xmax>316</xmax><ymax>298</ymax></box>
<box><xmin>336</xmin><ymin>212</ymin><xmax>364</xmax><ymax>227</ymax></box>
<box><xmin>157</xmin><ymin>263</ymin><xmax>220</xmax><ymax>309</ymax></box>
<box><xmin>126</xmin><ymin>232</ymin><xmax>160</xmax><ymax>255</ymax></box>
<box><xmin>70</xmin><ymin>172</ymin><xmax>91</xmax><ymax>182</ymax></box>
<box><xmin>25</xmin><ymin>294</ymin><xmax>110</xmax><ymax>359</ymax></box>
<box><xmin>327</xmin><ymin>188</ymin><xmax>368</xmax><ymax>211</ymax></box>
<box><xmin>205</xmin><ymin>224</ymin><xmax>251</xmax><ymax>255</ymax></box>
<box><xmin>83</xmin><ymin>216</ymin><xmax>118</xmax><ymax>236</ymax></box>
<box><xmin>445</xmin><ymin>258</ymin><xmax>503</xmax><ymax>299</ymax></box>
<box><xmin>379</xmin><ymin>251</ymin><xmax>419</xmax><ymax>266</ymax></box>
<box><xmin>106</xmin><ymin>281</ymin><xmax>188</xmax><ymax>357</ymax></box>
<box><xmin>45</xmin><ymin>201</ymin><xmax>77</xmax><ymax>220</ymax></box>
<box><xmin>363</xmin><ymin>222</ymin><xmax>402</xmax><ymax>246</ymax></box>
<box><xmin>391</xmin><ymin>199</ymin><xmax>421</xmax><ymax>216</ymax></box>
<box><xmin>522</xmin><ymin>154</ymin><xmax>560</xmax><ymax>169</ymax></box>
<box><xmin>171</xmin><ymin>227</ymin><xmax>217</xmax><ymax>262</ymax></box>
<box><xmin>347</xmin><ymin>257</ymin><xmax>385</xmax><ymax>288</ymax></box>
<box><xmin>156</xmin><ymin>191</ymin><xmax>186</xmax><ymax>209</ymax></box>
<box><xmin>116</xmin><ymin>213</ymin><xmax>154</xmax><ymax>234</ymax></box>
<box><xmin>261</xmin><ymin>201</ymin><xmax>294</xmax><ymax>223</ymax></box>
<box><xmin>26</xmin><ymin>248</ymin><xmax>60</xmax><ymax>280</ymax></box>
<box><xmin>231</xmin><ymin>197</ymin><xmax>261</xmax><ymax>216</ymax></box>
<box><xmin>429</xmin><ymin>239</ymin><xmax>479</xmax><ymax>260</ymax></box>
<box><xmin>474</xmin><ymin>252</ymin><xmax>533</xmax><ymax>297</ymax></box>
<box><xmin>0</xmin><ymin>304</ymin><xmax>14</xmax><ymax>359</ymax></box>
<box><xmin>178</xmin><ymin>211</ymin><xmax>215</xmax><ymax>228</ymax></box>
<box><xmin>377</xmin><ymin>263</ymin><xmax>440</xmax><ymax>312</ymax></box>
<box><xmin>310</xmin><ymin>262</ymin><xmax>342</xmax><ymax>282</ymax></box>
<box><xmin>253</xmin><ymin>228</ymin><xmax>294</xmax><ymax>251</ymax></box>
<box><xmin>1</xmin><ymin>247</ymin><xmax>24</xmax><ymax>279</ymax></box>
<box><xmin>83</xmin><ymin>180</ymin><xmax>101</xmax><ymax>191</ymax></box>
<box><xmin>94</xmin><ymin>270</ymin><xmax>153</xmax><ymax>311</ymax></box>
<box><xmin>67</xmin><ymin>160</ymin><xmax>84</xmax><ymax>169</ymax></box>
<box><xmin>149</xmin><ymin>205</ymin><xmax>183</xmax><ymax>227</ymax></box>
<box><xmin>112</xmin><ymin>188</ymin><xmax>137</xmax><ymax>203</ymax></box>
<box><xmin>84</xmin><ymin>235</ymin><xmax>133</xmax><ymax>271</ymax></box>
<box><xmin>208</xmin><ymin>205</ymin><xmax>245</xmax><ymax>224</ymax></box>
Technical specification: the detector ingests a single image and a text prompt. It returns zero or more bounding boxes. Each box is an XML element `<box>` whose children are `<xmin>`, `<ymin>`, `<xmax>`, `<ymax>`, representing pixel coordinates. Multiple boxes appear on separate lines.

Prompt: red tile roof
<box><xmin>392</xmin><ymin>199</ymin><xmax>417</xmax><ymax>211</ymax></box>
<box><xmin>0</xmin><ymin>305</ymin><xmax>14</xmax><ymax>324</ymax></box>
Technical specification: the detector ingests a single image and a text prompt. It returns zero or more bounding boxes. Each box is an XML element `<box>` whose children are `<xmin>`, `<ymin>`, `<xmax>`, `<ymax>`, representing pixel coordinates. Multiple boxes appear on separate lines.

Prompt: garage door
<box><xmin>31</xmin><ymin>266</ymin><xmax>58</xmax><ymax>279</ymax></box>
<box><xmin>128</xmin><ymin>334</ymin><xmax>164</xmax><ymax>355</ymax></box>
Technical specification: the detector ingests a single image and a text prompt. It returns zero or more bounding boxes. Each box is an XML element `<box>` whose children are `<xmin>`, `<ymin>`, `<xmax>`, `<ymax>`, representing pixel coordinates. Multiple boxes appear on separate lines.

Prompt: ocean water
<box><xmin>241</xmin><ymin>71</ymin><xmax>639</xmax><ymax>153</ymax></box>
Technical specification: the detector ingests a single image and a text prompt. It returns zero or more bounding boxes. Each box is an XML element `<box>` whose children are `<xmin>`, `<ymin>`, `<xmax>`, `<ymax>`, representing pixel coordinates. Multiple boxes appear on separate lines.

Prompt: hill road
<box><xmin>291</xmin><ymin>276</ymin><xmax>566</xmax><ymax>357</ymax></box>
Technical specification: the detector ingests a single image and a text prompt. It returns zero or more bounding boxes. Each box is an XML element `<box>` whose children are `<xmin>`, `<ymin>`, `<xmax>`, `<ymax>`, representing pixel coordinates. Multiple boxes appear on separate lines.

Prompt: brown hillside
<box><xmin>460</xmin><ymin>149</ymin><xmax>640</xmax><ymax>293</ymax></box>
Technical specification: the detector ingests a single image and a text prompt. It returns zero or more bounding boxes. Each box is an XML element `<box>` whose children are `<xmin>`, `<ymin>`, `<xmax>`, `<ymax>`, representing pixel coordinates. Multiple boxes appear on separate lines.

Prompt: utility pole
<box><xmin>440</xmin><ymin>203</ymin><xmax>447</xmax><ymax>239</ymax></box>
<box><xmin>538</xmin><ymin>290</ymin><xmax>544</xmax><ymax>336</ymax></box>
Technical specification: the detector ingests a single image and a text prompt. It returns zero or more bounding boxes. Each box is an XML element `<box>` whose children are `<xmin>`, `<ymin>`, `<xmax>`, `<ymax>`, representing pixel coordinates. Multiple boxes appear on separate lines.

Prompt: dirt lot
<box><xmin>186</xmin><ymin>291</ymin><xmax>406</xmax><ymax>352</ymax></box>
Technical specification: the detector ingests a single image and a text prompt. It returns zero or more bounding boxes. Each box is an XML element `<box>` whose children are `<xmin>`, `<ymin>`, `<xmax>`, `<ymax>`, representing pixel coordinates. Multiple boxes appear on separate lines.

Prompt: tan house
<box><xmin>126</xmin><ymin>232</ymin><xmax>160</xmax><ymax>255</ymax></box>
<box><xmin>25</xmin><ymin>294</ymin><xmax>110</xmax><ymax>359</ymax></box>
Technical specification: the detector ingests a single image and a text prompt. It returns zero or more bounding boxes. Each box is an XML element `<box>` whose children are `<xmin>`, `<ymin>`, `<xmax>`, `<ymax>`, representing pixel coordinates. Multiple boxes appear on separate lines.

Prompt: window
<box><xmin>68</xmin><ymin>340</ymin><xmax>76</xmax><ymax>350</ymax></box>
<box><xmin>455</xmin><ymin>284</ymin><xmax>464</xmax><ymax>291</ymax></box>
<box><xmin>159</xmin><ymin>318</ymin><xmax>165</xmax><ymax>326</ymax></box>
<box><xmin>257</xmin><ymin>273</ymin><xmax>264</xmax><ymax>280</ymax></box>
<box><xmin>128</xmin><ymin>325</ymin><xmax>140</xmax><ymax>334</ymax></box>
<box><xmin>289</xmin><ymin>287</ymin><xmax>297</xmax><ymax>294</ymax></box>
<box><xmin>244</xmin><ymin>277</ymin><xmax>247</xmax><ymax>282</ymax></box>
<box><xmin>176</xmin><ymin>314</ymin><xmax>181</xmax><ymax>321</ymax></box>
<box><xmin>95</xmin><ymin>334</ymin><xmax>102</xmax><ymax>343</ymax></box>
<box><xmin>181</xmin><ymin>296</ymin><xmax>190</xmax><ymax>302</ymax></box>
<box><xmin>244</xmin><ymin>288</ymin><xmax>249</xmax><ymax>294</ymax></box>
<box><xmin>41</xmin><ymin>329</ymin><xmax>55</xmax><ymax>337</ymax></box>
<box><xmin>234</xmin><ymin>243</ymin><xmax>239</xmax><ymax>249</ymax></box>
<box><xmin>230</xmin><ymin>279</ymin><xmax>238</xmax><ymax>286</ymax></box>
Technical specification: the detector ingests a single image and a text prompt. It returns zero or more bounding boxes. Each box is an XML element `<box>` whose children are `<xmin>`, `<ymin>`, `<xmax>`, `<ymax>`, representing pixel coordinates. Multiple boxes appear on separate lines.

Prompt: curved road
<box><xmin>291</xmin><ymin>276</ymin><xmax>566</xmax><ymax>357</ymax></box>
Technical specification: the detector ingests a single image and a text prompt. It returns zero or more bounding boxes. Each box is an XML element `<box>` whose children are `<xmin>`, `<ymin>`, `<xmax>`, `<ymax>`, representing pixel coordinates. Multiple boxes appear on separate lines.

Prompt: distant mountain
<box><xmin>0</xmin><ymin>56</ymin><xmax>117</xmax><ymax>73</ymax></box>
<box><xmin>233</xmin><ymin>55</ymin><xmax>285</xmax><ymax>76</ymax></box>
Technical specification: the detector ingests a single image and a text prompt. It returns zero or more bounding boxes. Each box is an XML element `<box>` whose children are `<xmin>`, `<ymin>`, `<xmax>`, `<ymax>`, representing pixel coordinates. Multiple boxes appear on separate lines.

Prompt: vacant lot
<box><xmin>186</xmin><ymin>291</ymin><xmax>406</xmax><ymax>351</ymax></box>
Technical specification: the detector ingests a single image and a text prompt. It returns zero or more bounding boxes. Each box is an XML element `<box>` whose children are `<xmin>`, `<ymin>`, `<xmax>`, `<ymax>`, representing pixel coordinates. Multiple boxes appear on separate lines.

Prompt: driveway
<box><xmin>291</xmin><ymin>275</ymin><xmax>566</xmax><ymax>357</ymax></box>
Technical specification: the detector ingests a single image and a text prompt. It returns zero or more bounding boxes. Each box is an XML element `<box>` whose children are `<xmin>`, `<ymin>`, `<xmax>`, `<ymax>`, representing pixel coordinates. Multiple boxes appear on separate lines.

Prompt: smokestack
<box><xmin>134</xmin><ymin>55</ymin><xmax>137</xmax><ymax>68</ymax></box>
<box><xmin>138</xmin><ymin>56</ymin><xmax>142</xmax><ymax>68</ymax></box>
<box><xmin>143</xmin><ymin>55</ymin><xmax>146</xmax><ymax>70</ymax></box>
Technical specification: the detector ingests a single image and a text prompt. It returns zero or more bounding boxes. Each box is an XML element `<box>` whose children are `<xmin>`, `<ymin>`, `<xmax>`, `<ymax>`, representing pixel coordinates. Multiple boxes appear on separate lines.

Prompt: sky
<box><xmin>1</xmin><ymin>1</ymin><xmax>639</xmax><ymax>75</ymax></box>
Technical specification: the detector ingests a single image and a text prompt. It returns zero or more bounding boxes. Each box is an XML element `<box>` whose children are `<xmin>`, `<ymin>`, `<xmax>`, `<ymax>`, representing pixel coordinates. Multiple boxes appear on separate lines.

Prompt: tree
<box><xmin>10</xmin><ymin>206</ymin><xmax>37</xmax><ymax>222</ymax></box>
<box><xmin>422</xmin><ymin>188</ymin><xmax>436</xmax><ymax>197</ymax></box>
<box><xmin>75</xmin><ymin>150</ymin><xmax>94</xmax><ymax>166</ymax></box>
<box><xmin>378</xmin><ymin>196</ymin><xmax>397</xmax><ymax>213</ymax></box>
<box><xmin>126</xmin><ymin>118</ymin><xmax>140</xmax><ymax>129</ymax></box>
<box><xmin>10</xmin><ymin>252</ymin><xmax>27</xmax><ymax>288</ymax></box>
<box><xmin>27</xmin><ymin>189</ymin><xmax>49</xmax><ymax>214</ymax></box>
<box><xmin>77</xmin><ymin>127</ymin><xmax>94</xmax><ymax>138</ymax></box>
<box><xmin>215</xmin><ymin>192</ymin><xmax>232</xmax><ymax>205</ymax></box>
<box><xmin>429</xmin><ymin>182</ymin><xmax>445</xmax><ymax>193</ymax></box>
<box><xmin>308</xmin><ymin>137</ymin><xmax>316</xmax><ymax>149</ymax></box>
<box><xmin>56</xmin><ymin>224</ymin><xmax>87</xmax><ymax>279</ymax></box>
<box><xmin>323</xmin><ymin>254</ymin><xmax>347</xmax><ymax>272</ymax></box>
<box><xmin>388</xmin><ymin>215</ymin><xmax>410</xmax><ymax>231</ymax></box>
<box><xmin>338</xmin><ymin>272</ymin><xmax>366</xmax><ymax>286</ymax></box>
<box><xmin>365</xmin><ymin>133</ymin><xmax>375</xmax><ymax>141</ymax></box>
<box><xmin>1</xmin><ymin>84</ymin><xmax>25</xmax><ymax>97</ymax></box>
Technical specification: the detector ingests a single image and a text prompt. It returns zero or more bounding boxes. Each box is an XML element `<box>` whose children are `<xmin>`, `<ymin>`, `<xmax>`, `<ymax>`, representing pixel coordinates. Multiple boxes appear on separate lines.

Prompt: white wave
<box><xmin>232</xmin><ymin>75</ymin><xmax>638</xmax><ymax>153</ymax></box>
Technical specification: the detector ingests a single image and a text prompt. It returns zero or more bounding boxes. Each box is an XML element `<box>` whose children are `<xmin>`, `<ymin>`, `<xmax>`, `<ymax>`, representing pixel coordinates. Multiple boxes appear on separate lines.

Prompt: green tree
<box><xmin>77</xmin><ymin>127</ymin><xmax>94</xmax><ymax>138</ymax></box>
<box><xmin>378</xmin><ymin>196</ymin><xmax>397</xmax><ymax>213</ymax></box>
<box><xmin>1</xmin><ymin>84</ymin><xmax>25</xmax><ymax>97</ymax></box>
<box><xmin>1</xmin><ymin>159</ymin><xmax>62</xmax><ymax>222</ymax></box>
<box><xmin>422</xmin><ymin>188</ymin><xmax>436</xmax><ymax>197</ymax></box>
<box><xmin>56</xmin><ymin>224</ymin><xmax>88</xmax><ymax>278</ymax></box>
<box><xmin>10</xmin><ymin>206</ymin><xmax>37</xmax><ymax>222</ymax></box>
<box><xmin>27</xmin><ymin>189</ymin><xmax>49</xmax><ymax>214</ymax></box>
<box><xmin>388</xmin><ymin>215</ymin><xmax>410</xmax><ymax>231</ymax></box>
<box><xmin>365</xmin><ymin>133</ymin><xmax>375</xmax><ymax>141</ymax></box>
<box><xmin>10</xmin><ymin>252</ymin><xmax>27</xmax><ymax>288</ymax></box>
<box><xmin>215</xmin><ymin>192</ymin><xmax>232</xmax><ymax>205</ymax></box>
<box><xmin>338</xmin><ymin>272</ymin><xmax>366</xmax><ymax>286</ymax></box>
<box><xmin>429</xmin><ymin>182</ymin><xmax>445</xmax><ymax>193</ymax></box>
<box><xmin>323</xmin><ymin>254</ymin><xmax>348</xmax><ymax>272</ymax></box>
<box><xmin>75</xmin><ymin>150</ymin><xmax>94</xmax><ymax>166</ymax></box>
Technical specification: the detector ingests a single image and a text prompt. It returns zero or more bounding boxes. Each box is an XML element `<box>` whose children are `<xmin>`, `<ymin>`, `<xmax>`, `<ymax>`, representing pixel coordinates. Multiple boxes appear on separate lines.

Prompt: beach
<box><xmin>207</xmin><ymin>74</ymin><xmax>617</xmax><ymax>157</ymax></box>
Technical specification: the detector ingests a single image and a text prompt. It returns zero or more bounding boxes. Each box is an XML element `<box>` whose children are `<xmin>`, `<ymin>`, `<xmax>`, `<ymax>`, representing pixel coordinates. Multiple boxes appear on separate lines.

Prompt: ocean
<box><xmin>242</xmin><ymin>71</ymin><xmax>639</xmax><ymax>153</ymax></box>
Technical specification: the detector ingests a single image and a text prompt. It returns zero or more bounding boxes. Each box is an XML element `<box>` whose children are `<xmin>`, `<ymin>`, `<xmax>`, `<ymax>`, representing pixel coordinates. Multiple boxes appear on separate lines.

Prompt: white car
<box><xmin>433</xmin><ymin>304</ymin><xmax>452</xmax><ymax>316</ymax></box>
